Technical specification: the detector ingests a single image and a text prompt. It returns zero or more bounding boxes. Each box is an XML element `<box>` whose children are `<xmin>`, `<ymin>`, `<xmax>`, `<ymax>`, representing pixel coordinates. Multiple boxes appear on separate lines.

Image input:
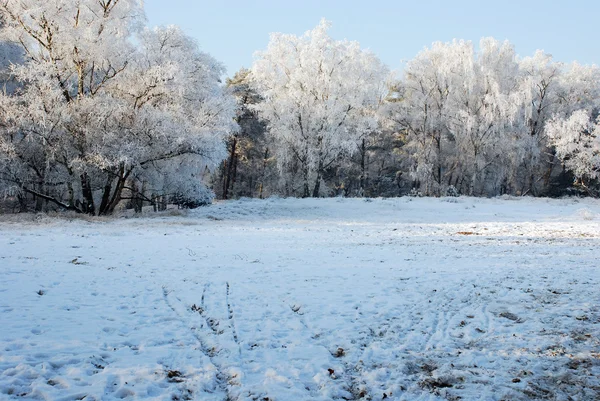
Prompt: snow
<box><xmin>1</xmin><ymin>196</ymin><xmax>599</xmax><ymax>401</ymax></box>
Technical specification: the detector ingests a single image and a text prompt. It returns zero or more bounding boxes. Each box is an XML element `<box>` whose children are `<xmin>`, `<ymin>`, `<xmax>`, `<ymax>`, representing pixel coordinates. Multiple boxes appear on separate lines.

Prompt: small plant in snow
<box><xmin>446</xmin><ymin>185</ymin><xmax>460</xmax><ymax>197</ymax></box>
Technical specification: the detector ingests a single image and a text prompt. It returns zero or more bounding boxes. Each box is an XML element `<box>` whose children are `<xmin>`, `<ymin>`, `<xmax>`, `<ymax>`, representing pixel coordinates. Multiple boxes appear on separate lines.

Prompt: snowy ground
<box><xmin>1</xmin><ymin>196</ymin><xmax>599</xmax><ymax>401</ymax></box>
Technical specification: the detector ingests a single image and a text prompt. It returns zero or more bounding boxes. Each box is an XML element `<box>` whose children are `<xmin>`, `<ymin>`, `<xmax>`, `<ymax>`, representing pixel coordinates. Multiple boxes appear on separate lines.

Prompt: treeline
<box><xmin>1</xmin><ymin>5</ymin><xmax>598</xmax><ymax>215</ymax></box>
<box><xmin>214</xmin><ymin>23</ymin><xmax>600</xmax><ymax>200</ymax></box>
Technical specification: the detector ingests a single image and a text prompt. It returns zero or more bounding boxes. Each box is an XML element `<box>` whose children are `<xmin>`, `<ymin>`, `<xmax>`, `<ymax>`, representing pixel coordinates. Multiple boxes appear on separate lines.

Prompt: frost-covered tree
<box><xmin>217</xmin><ymin>68</ymin><xmax>270</xmax><ymax>200</ymax></box>
<box><xmin>387</xmin><ymin>40</ymin><xmax>468</xmax><ymax>195</ymax></box>
<box><xmin>113</xmin><ymin>25</ymin><xmax>236</xmax><ymax>211</ymax></box>
<box><xmin>512</xmin><ymin>51</ymin><xmax>564</xmax><ymax>195</ymax></box>
<box><xmin>546</xmin><ymin>110</ymin><xmax>600</xmax><ymax>193</ymax></box>
<box><xmin>251</xmin><ymin>19</ymin><xmax>389</xmax><ymax>197</ymax></box>
<box><xmin>513</xmin><ymin>55</ymin><xmax>600</xmax><ymax>195</ymax></box>
<box><xmin>447</xmin><ymin>38</ymin><xmax>522</xmax><ymax>196</ymax></box>
<box><xmin>0</xmin><ymin>0</ymin><xmax>236</xmax><ymax>214</ymax></box>
<box><xmin>0</xmin><ymin>14</ymin><xmax>22</xmax><ymax>93</ymax></box>
<box><xmin>389</xmin><ymin>39</ymin><xmax>522</xmax><ymax>196</ymax></box>
<box><xmin>385</xmin><ymin>37</ymin><xmax>600</xmax><ymax>197</ymax></box>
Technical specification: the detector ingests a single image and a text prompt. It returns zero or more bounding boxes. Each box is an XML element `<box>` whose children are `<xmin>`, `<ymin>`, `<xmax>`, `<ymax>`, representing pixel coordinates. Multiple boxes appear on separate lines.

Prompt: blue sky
<box><xmin>144</xmin><ymin>0</ymin><xmax>598</xmax><ymax>76</ymax></box>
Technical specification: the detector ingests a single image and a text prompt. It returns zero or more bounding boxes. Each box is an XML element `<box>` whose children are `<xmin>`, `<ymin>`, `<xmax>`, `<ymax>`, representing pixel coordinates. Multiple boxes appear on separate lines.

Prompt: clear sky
<box><xmin>144</xmin><ymin>0</ymin><xmax>598</xmax><ymax>77</ymax></box>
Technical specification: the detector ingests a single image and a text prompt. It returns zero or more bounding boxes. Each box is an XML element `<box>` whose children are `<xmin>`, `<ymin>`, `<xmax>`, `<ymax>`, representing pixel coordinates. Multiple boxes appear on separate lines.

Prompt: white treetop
<box><xmin>546</xmin><ymin>110</ymin><xmax>600</xmax><ymax>184</ymax></box>
<box><xmin>2</xmin><ymin>5</ymin><xmax>600</xmax><ymax>204</ymax></box>
<box><xmin>251</xmin><ymin>19</ymin><xmax>389</xmax><ymax>197</ymax></box>
<box><xmin>392</xmin><ymin>38</ymin><xmax>523</xmax><ymax>195</ymax></box>
<box><xmin>0</xmin><ymin>0</ymin><xmax>236</xmax><ymax>214</ymax></box>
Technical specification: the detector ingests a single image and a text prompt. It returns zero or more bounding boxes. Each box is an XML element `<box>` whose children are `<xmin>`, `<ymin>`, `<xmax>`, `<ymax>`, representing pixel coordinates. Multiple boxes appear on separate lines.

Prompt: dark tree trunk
<box><xmin>17</xmin><ymin>193</ymin><xmax>28</xmax><ymax>213</ymax></box>
<box><xmin>105</xmin><ymin>177</ymin><xmax>126</xmax><ymax>214</ymax></box>
<box><xmin>312</xmin><ymin>160</ymin><xmax>323</xmax><ymax>198</ymax></box>
<box><xmin>132</xmin><ymin>181</ymin><xmax>143</xmax><ymax>214</ymax></box>
<box><xmin>34</xmin><ymin>181</ymin><xmax>44</xmax><ymax>212</ymax></box>
<box><xmin>67</xmin><ymin>181</ymin><xmax>74</xmax><ymax>208</ymax></box>
<box><xmin>221</xmin><ymin>160</ymin><xmax>228</xmax><ymax>199</ymax></box>
<box><xmin>133</xmin><ymin>198</ymin><xmax>142</xmax><ymax>213</ymax></box>
<box><xmin>312</xmin><ymin>175</ymin><xmax>321</xmax><ymax>198</ymax></box>
<box><xmin>80</xmin><ymin>172</ymin><xmax>95</xmax><ymax>215</ymax></box>
<box><xmin>542</xmin><ymin>152</ymin><xmax>557</xmax><ymax>193</ymax></box>
<box><xmin>231</xmin><ymin>150</ymin><xmax>239</xmax><ymax>196</ymax></box>
<box><xmin>159</xmin><ymin>195</ymin><xmax>167</xmax><ymax>211</ymax></box>
<box><xmin>359</xmin><ymin>138</ymin><xmax>366</xmax><ymax>196</ymax></box>
<box><xmin>99</xmin><ymin>165</ymin><xmax>131</xmax><ymax>215</ymax></box>
<box><xmin>302</xmin><ymin>164</ymin><xmax>310</xmax><ymax>198</ymax></box>
<box><xmin>258</xmin><ymin>147</ymin><xmax>269</xmax><ymax>199</ymax></box>
<box><xmin>437</xmin><ymin>136</ymin><xmax>442</xmax><ymax>191</ymax></box>
<box><xmin>98</xmin><ymin>176</ymin><xmax>112</xmax><ymax>215</ymax></box>
<box><xmin>223</xmin><ymin>136</ymin><xmax>238</xmax><ymax>200</ymax></box>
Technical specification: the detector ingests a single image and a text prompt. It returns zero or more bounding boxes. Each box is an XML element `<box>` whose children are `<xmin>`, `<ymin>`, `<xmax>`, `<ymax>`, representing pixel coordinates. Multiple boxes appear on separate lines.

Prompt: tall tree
<box><xmin>447</xmin><ymin>38</ymin><xmax>521</xmax><ymax>196</ymax></box>
<box><xmin>514</xmin><ymin>51</ymin><xmax>564</xmax><ymax>195</ymax></box>
<box><xmin>218</xmin><ymin>68</ymin><xmax>269</xmax><ymax>199</ymax></box>
<box><xmin>251</xmin><ymin>19</ymin><xmax>389</xmax><ymax>197</ymax></box>
<box><xmin>0</xmin><ymin>1</ymin><xmax>236</xmax><ymax>214</ymax></box>
<box><xmin>546</xmin><ymin>110</ymin><xmax>600</xmax><ymax>194</ymax></box>
<box><xmin>386</xmin><ymin>40</ymin><xmax>469</xmax><ymax>195</ymax></box>
<box><xmin>389</xmin><ymin>39</ymin><xmax>523</xmax><ymax>196</ymax></box>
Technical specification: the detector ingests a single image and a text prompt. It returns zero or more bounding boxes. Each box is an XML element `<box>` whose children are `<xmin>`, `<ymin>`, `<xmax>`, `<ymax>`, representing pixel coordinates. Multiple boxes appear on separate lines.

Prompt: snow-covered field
<box><xmin>1</xmin><ymin>197</ymin><xmax>599</xmax><ymax>401</ymax></box>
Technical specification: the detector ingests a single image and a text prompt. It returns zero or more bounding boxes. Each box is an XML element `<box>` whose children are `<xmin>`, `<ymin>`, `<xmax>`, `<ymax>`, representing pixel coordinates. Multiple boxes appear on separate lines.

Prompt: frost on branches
<box><xmin>546</xmin><ymin>110</ymin><xmax>600</xmax><ymax>192</ymax></box>
<box><xmin>251</xmin><ymin>19</ymin><xmax>389</xmax><ymax>197</ymax></box>
<box><xmin>386</xmin><ymin>39</ymin><xmax>600</xmax><ymax>197</ymax></box>
<box><xmin>0</xmin><ymin>0</ymin><xmax>236</xmax><ymax>214</ymax></box>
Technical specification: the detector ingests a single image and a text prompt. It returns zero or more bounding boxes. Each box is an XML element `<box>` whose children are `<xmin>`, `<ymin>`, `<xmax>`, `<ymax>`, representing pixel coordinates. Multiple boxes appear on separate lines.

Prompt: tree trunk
<box><xmin>437</xmin><ymin>137</ymin><xmax>442</xmax><ymax>193</ymax></box>
<box><xmin>312</xmin><ymin>175</ymin><xmax>321</xmax><ymax>198</ymax></box>
<box><xmin>531</xmin><ymin>173</ymin><xmax>539</xmax><ymax>196</ymax></box>
<box><xmin>34</xmin><ymin>181</ymin><xmax>44</xmax><ymax>212</ymax></box>
<box><xmin>99</xmin><ymin>165</ymin><xmax>131</xmax><ymax>215</ymax></box>
<box><xmin>141</xmin><ymin>181</ymin><xmax>147</xmax><ymax>211</ymax></box>
<box><xmin>80</xmin><ymin>172</ymin><xmax>95</xmax><ymax>215</ymax></box>
<box><xmin>98</xmin><ymin>176</ymin><xmax>113</xmax><ymax>215</ymax></box>
<box><xmin>223</xmin><ymin>136</ymin><xmax>238</xmax><ymax>200</ymax></box>
<box><xmin>221</xmin><ymin>160</ymin><xmax>228</xmax><ymax>199</ymax></box>
<box><xmin>159</xmin><ymin>195</ymin><xmax>167</xmax><ymax>211</ymax></box>
<box><xmin>312</xmin><ymin>160</ymin><xmax>323</xmax><ymax>198</ymax></box>
<box><xmin>67</xmin><ymin>181</ymin><xmax>74</xmax><ymax>208</ymax></box>
<box><xmin>359</xmin><ymin>138</ymin><xmax>366</xmax><ymax>196</ymax></box>
<box><xmin>542</xmin><ymin>152</ymin><xmax>557</xmax><ymax>193</ymax></box>
<box><xmin>231</xmin><ymin>149</ymin><xmax>239</xmax><ymax>197</ymax></box>
<box><xmin>105</xmin><ymin>176</ymin><xmax>126</xmax><ymax>214</ymax></box>
<box><xmin>311</xmin><ymin>138</ymin><xmax>324</xmax><ymax>198</ymax></box>
<box><xmin>132</xmin><ymin>181</ymin><xmax>143</xmax><ymax>214</ymax></box>
<box><xmin>17</xmin><ymin>193</ymin><xmax>28</xmax><ymax>213</ymax></box>
<box><xmin>302</xmin><ymin>165</ymin><xmax>310</xmax><ymax>198</ymax></box>
<box><xmin>258</xmin><ymin>147</ymin><xmax>269</xmax><ymax>199</ymax></box>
